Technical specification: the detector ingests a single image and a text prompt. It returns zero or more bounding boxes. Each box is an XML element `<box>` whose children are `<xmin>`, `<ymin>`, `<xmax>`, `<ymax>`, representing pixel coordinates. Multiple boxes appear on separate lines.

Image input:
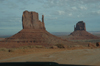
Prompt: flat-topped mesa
<box><xmin>22</xmin><ymin>11</ymin><xmax>45</xmax><ymax>30</ymax></box>
<box><xmin>74</xmin><ymin>21</ymin><xmax>86</xmax><ymax>31</ymax></box>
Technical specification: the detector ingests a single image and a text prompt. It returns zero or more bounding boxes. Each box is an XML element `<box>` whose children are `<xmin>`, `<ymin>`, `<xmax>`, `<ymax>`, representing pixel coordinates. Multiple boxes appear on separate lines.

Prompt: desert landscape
<box><xmin>0</xmin><ymin>0</ymin><xmax>100</xmax><ymax>66</ymax></box>
<box><xmin>0</xmin><ymin>10</ymin><xmax>100</xmax><ymax>66</ymax></box>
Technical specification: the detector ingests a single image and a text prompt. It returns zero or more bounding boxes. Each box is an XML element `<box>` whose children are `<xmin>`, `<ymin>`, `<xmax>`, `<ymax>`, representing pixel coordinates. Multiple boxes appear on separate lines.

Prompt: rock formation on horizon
<box><xmin>69</xmin><ymin>21</ymin><xmax>99</xmax><ymax>40</ymax></box>
<box><xmin>0</xmin><ymin>11</ymin><xmax>69</xmax><ymax>48</ymax></box>
<box><xmin>74</xmin><ymin>21</ymin><xmax>86</xmax><ymax>31</ymax></box>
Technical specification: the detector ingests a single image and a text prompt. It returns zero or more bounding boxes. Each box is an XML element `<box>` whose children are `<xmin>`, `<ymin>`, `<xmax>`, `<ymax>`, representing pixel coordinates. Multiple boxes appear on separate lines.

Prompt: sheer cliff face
<box><xmin>22</xmin><ymin>11</ymin><xmax>45</xmax><ymax>30</ymax></box>
<box><xmin>74</xmin><ymin>21</ymin><xmax>86</xmax><ymax>31</ymax></box>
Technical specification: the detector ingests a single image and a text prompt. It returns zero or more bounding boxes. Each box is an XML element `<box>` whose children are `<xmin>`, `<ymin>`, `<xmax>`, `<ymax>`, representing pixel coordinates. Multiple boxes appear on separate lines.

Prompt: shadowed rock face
<box><xmin>74</xmin><ymin>21</ymin><xmax>86</xmax><ymax>31</ymax></box>
<box><xmin>22</xmin><ymin>11</ymin><xmax>45</xmax><ymax>30</ymax></box>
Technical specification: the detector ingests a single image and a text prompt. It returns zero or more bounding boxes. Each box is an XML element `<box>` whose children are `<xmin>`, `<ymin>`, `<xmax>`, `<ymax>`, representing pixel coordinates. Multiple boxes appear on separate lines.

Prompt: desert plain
<box><xmin>0</xmin><ymin>11</ymin><xmax>100</xmax><ymax>66</ymax></box>
<box><xmin>0</xmin><ymin>45</ymin><xmax>100</xmax><ymax>65</ymax></box>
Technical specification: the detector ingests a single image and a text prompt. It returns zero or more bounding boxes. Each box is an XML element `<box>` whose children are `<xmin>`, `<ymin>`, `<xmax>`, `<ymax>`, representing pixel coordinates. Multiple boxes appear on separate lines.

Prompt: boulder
<box><xmin>51</xmin><ymin>46</ymin><xmax>58</xmax><ymax>49</ymax></box>
<box><xmin>96</xmin><ymin>42</ymin><xmax>100</xmax><ymax>47</ymax></box>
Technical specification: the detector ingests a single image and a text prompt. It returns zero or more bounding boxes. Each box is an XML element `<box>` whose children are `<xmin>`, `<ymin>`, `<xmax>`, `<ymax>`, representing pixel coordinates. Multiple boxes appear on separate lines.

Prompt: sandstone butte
<box><xmin>69</xmin><ymin>21</ymin><xmax>99</xmax><ymax>40</ymax></box>
<box><xmin>0</xmin><ymin>11</ymin><xmax>71</xmax><ymax>48</ymax></box>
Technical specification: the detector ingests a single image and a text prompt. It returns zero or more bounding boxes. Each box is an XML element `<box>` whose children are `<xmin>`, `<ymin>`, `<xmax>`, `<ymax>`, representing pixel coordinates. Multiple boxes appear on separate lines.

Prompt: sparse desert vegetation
<box><xmin>0</xmin><ymin>46</ymin><xmax>100</xmax><ymax>65</ymax></box>
<box><xmin>55</xmin><ymin>44</ymin><xmax>65</xmax><ymax>48</ymax></box>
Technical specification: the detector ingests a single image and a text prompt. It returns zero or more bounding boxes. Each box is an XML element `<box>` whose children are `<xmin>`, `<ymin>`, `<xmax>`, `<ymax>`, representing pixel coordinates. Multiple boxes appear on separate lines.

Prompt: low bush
<box><xmin>35</xmin><ymin>45</ymin><xmax>43</xmax><ymax>48</ymax></box>
<box><xmin>55</xmin><ymin>44</ymin><xmax>65</xmax><ymax>48</ymax></box>
<box><xmin>0</xmin><ymin>48</ymin><xmax>9</xmax><ymax>52</ymax></box>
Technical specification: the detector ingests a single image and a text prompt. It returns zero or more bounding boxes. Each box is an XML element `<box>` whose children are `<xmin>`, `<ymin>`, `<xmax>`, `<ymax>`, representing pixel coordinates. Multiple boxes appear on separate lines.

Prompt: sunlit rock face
<box><xmin>22</xmin><ymin>11</ymin><xmax>45</xmax><ymax>30</ymax></box>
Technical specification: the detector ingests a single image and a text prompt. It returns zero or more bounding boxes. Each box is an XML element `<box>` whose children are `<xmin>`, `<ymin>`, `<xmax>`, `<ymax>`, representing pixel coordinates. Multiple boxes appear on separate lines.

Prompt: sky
<box><xmin>0</xmin><ymin>0</ymin><xmax>100</xmax><ymax>36</ymax></box>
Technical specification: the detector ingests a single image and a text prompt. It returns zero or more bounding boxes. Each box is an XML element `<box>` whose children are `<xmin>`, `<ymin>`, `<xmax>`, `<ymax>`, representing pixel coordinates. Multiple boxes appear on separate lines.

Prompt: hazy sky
<box><xmin>0</xmin><ymin>0</ymin><xmax>100</xmax><ymax>36</ymax></box>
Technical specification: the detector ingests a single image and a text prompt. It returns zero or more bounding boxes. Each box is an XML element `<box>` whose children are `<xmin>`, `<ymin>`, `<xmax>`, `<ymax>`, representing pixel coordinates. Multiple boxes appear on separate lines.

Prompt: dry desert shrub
<box><xmin>35</xmin><ymin>45</ymin><xmax>44</xmax><ymax>48</ymax></box>
<box><xmin>0</xmin><ymin>48</ymin><xmax>15</xmax><ymax>52</ymax></box>
<box><xmin>55</xmin><ymin>44</ymin><xmax>65</xmax><ymax>48</ymax></box>
<box><xmin>0</xmin><ymin>48</ymin><xmax>9</xmax><ymax>52</ymax></box>
<box><xmin>8</xmin><ymin>49</ymin><xmax>16</xmax><ymax>52</ymax></box>
<box><xmin>18</xmin><ymin>45</ymin><xmax>44</xmax><ymax>49</ymax></box>
<box><xmin>96</xmin><ymin>42</ymin><xmax>100</xmax><ymax>47</ymax></box>
<box><xmin>50</xmin><ymin>46</ymin><xmax>58</xmax><ymax>49</ymax></box>
<box><xmin>19</xmin><ymin>45</ymin><xmax>35</xmax><ymax>49</ymax></box>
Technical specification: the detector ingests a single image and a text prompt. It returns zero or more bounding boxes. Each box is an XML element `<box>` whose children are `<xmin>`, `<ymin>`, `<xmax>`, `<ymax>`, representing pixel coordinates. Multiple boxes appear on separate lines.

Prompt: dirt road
<box><xmin>0</xmin><ymin>48</ymin><xmax>100</xmax><ymax>65</ymax></box>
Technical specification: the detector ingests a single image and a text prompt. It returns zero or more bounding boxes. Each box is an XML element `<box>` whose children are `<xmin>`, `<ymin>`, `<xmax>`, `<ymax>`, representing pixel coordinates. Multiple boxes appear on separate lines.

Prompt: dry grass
<box><xmin>18</xmin><ymin>45</ymin><xmax>44</xmax><ymax>49</ymax></box>
<box><xmin>55</xmin><ymin>44</ymin><xmax>65</xmax><ymax>48</ymax></box>
<box><xmin>0</xmin><ymin>48</ymin><xmax>9</xmax><ymax>52</ymax></box>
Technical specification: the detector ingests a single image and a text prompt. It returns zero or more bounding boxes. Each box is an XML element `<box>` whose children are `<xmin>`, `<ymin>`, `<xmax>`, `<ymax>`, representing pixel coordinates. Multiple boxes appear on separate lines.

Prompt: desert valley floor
<box><xmin>0</xmin><ymin>11</ymin><xmax>100</xmax><ymax>66</ymax></box>
<box><xmin>0</xmin><ymin>47</ymin><xmax>100</xmax><ymax>65</ymax></box>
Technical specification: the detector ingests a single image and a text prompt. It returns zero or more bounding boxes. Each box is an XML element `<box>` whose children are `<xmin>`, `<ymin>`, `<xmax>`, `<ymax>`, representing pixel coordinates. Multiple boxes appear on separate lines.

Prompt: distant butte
<box><xmin>74</xmin><ymin>21</ymin><xmax>86</xmax><ymax>31</ymax></box>
<box><xmin>69</xmin><ymin>21</ymin><xmax>99</xmax><ymax>40</ymax></box>
<box><xmin>0</xmin><ymin>11</ymin><xmax>69</xmax><ymax>48</ymax></box>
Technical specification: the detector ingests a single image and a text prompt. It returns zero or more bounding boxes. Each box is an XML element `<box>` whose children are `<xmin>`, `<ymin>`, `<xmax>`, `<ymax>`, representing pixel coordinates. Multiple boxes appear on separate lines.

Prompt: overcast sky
<box><xmin>0</xmin><ymin>0</ymin><xmax>100</xmax><ymax>36</ymax></box>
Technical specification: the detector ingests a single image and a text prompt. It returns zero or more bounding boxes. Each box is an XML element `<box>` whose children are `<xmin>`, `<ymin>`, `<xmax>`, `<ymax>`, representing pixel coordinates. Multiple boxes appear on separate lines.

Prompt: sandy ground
<box><xmin>0</xmin><ymin>48</ymin><xmax>100</xmax><ymax>65</ymax></box>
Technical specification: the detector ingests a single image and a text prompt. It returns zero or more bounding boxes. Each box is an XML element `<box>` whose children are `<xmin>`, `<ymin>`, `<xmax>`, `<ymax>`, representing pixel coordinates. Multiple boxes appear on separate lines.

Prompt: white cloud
<box><xmin>97</xmin><ymin>10</ymin><xmax>100</xmax><ymax>14</ymax></box>
<box><xmin>58</xmin><ymin>11</ymin><xmax>65</xmax><ymax>15</ymax></box>
<box><xmin>68</xmin><ymin>13</ymin><xmax>72</xmax><ymax>16</ymax></box>
<box><xmin>79</xmin><ymin>6</ymin><xmax>87</xmax><ymax>10</ymax></box>
<box><xmin>0</xmin><ymin>0</ymin><xmax>100</xmax><ymax>33</ymax></box>
<box><xmin>46</xmin><ymin>16</ymin><xmax>58</xmax><ymax>20</ymax></box>
<box><xmin>91</xmin><ymin>10</ymin><xmax>100</xmax><ymax>15</ymax></box>
<box><xmin>52</xmin><ymin>10</ymin><xmax>65</xmax><ymax>16</ymax></box>
<box><xmin>72</xmin><ymin>7</ymin><xmax>77</xmax><ymax>10</ymax></box>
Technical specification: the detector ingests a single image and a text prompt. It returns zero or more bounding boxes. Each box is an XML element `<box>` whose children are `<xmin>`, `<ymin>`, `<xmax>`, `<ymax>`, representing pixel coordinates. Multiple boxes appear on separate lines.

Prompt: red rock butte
<box><xmin>69</xmin><ymin>21</ymin><xmax>99</xmax><ymax>40</ymax></box>
<box><xmin>22</xmin><ymin>11</ymin><xmax>45</xmax><ymax>30</ymax></box>
<box><xmin>0</xmin><ymin>11</ymin><xmax>68</xmax><ymax>48</ymax></box>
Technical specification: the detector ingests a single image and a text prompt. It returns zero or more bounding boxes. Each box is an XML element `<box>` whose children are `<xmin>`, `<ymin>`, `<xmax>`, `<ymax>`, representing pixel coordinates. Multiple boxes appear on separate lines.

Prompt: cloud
<box><xmin>79</xmin><ymin>6</ymin><xmax>87</xmax><ymax>10</ymax></box>
<box><xmin>91</xmin><ymin>10</ymin><xmax>100</xmax><ymax>15</ymax></box>
<box><xmin>56</xmin><ymin>10</ymin><xmax>65</xmax><ymax>15</ymax></box>
<box><xmin>79</xmin><ymin>0</ymin><xmax>100</xmax><ymax>3</ymax></box>
<box><xmin>68</xmin><ymin>13</ymin><xmax>73</xmax><ymax>16</ymax></box>
<box><xmin>0</xmin><ymin>0</ymin><xmax>100</xmax><ymax>33</ymax></box>
<box><xmin>42</xmin><ymin>0</ymin><xmax>100</xmax><ymax>18</ymax></box>
<box><xmin>46</xmin><ymin>17</ymin><xmax>58</xmax><ymax>20</ymax></box>
<box><xmin>58</xmin><ymin>11</ymin><xmax>65</xmax><ymax>15</ymax></box>
<box><xmin>45</xmin><ymin>14</ymin><xmax>58</xmax><ymax>20</ymax></box>
<box><xmin>71</xmin><ymin>7</ymin><xmax>77</xmax><ymax>10</ymax></box>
